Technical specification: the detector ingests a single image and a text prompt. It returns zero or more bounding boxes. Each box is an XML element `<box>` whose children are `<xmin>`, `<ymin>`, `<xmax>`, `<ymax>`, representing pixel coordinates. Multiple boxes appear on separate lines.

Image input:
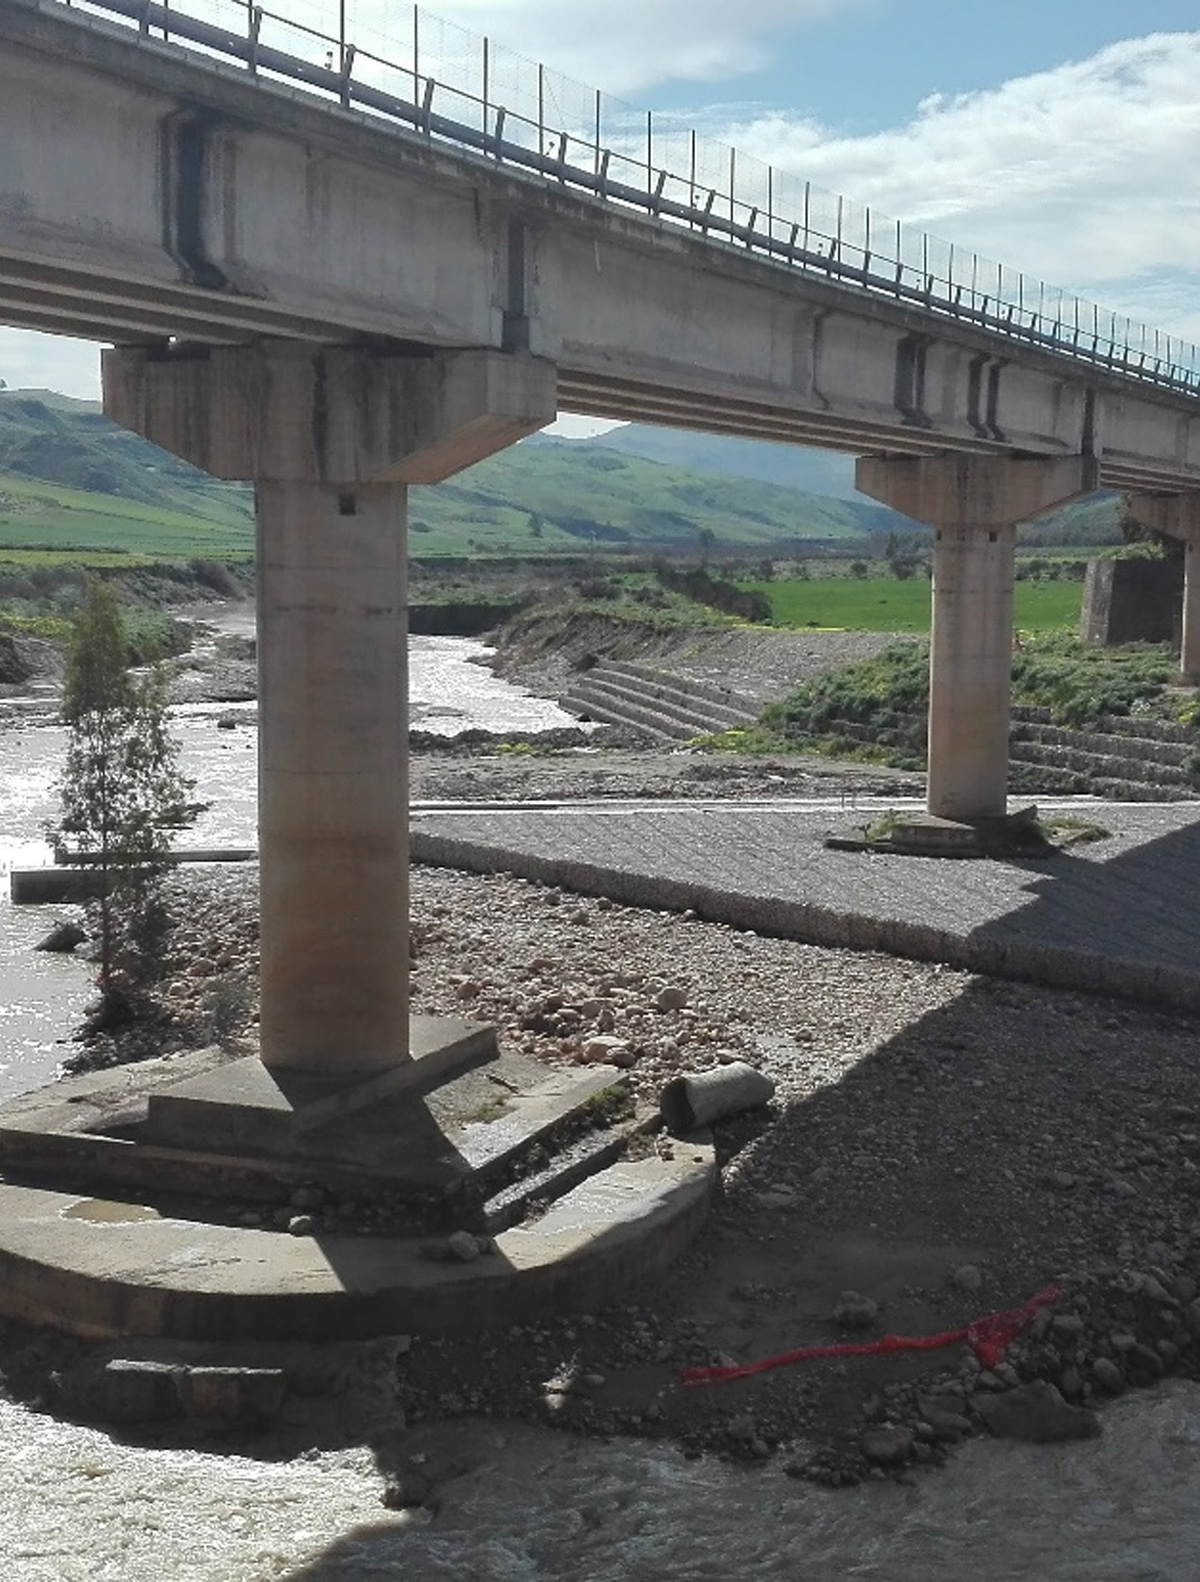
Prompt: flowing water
<box><xmin>0</xmin><ymin>625</ymin><xmax>1195</xmax><ymax>1577</ymax></box>
<box><xmin>1</xmin><ymin>1385</ymin><xmax>1198</xmax><ymax>1579</ymax></box>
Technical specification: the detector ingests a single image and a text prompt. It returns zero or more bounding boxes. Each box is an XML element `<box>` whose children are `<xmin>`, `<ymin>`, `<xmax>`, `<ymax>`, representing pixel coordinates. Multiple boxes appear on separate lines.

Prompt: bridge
<box><xmin>3</xmin><ymin>0</ymin><xmax>1200</xmax><ymax>1095</ymax></box>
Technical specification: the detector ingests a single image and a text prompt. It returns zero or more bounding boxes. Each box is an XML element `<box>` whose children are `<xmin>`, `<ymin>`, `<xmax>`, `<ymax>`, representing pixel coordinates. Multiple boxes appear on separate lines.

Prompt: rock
<box><xmin>287</xmin><ymin>1214</ymin><xmax>315</xmax><ymax>1236</ymax></box>
<box><xmin>951</xmin><ymin>1264</ymin><xmax>983</xmax><ymax>1294</ymax></box>
<box><xmin>34</xmin><ymin>920</ymin><xmax>87</xmax><ymax>954</ymax></box>
<box><xmin>973</xmin><ymin>1381</ymin><xmax>1101</xmax><ymax>1444</ymax></box>
<box><xmin>381</xmin><ymin>1469</ymin><xmax>432</xmax><ymax>1509</ymax></box>
<box><xmin>920</xmin><ymin>1408</ymin><xmax>973</xmax><ymax>1442</ymax></box>
<box><xmin>655</xmin><ymin>985</ymin><xmax>689</xmax><ymax>1012</ymax></box>
<box><xmin>447</xmin><ymin>1230</ymin><xmax>482</xmax><ymax>1263</ymax></box>
<box><xmin>860</xmin><ymin>1425</ymin><xmax>914</xmax><ymax>1467</ymax></box>
<box><xmin>178</xmin><ymin>1366</ymin><xmax>288</xmax><ymax>1429</ymax></box>
<box><xmin>1091</xmin><ymin>1357</ymin><xmax>1125</xmax><ymax>1393</ymax></box>
<box><xmin>101</xmin><ymin>1359</ymin><xmax>181</xmax><ymax>1424</ymax></box>
<box><xmin>833</xmin><ymin>1291</ymin><xmax>878</xmax><ymax>1329</ymax></box>
<box><xmin>1051</xmin><ymin>1314</ymin><xmax>1085</xmax><ymax>1340</ymax></box>
<box><xmin>1058</xmin><ymin>1366</ymin><xmax>1084</xmax><ymax>1399</ymax></box>
<box><xmin>1127</xmin><ymin>1343</ymin><xmax>1166</xmax><ymax>1382</ymax></box>
<box><xmin>582</xmin><ymin>1034</ymin><xmax>632</xmax><ymax>1064</ymax></box>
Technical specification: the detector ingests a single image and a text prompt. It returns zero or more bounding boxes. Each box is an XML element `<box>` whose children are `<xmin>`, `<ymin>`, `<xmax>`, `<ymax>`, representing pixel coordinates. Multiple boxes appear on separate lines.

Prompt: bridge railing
<box><xmin>52</xmin><ymin>0</ymin><xmax>1200</xmax><ymax>400</ymax></box>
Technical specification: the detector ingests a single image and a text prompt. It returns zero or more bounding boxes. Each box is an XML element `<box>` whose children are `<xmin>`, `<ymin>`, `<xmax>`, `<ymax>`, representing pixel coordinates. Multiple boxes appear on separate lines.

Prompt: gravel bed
<box><xmin>50</xmin><ymin>844</ymin><xmax>1200</xmax><ymax>1493</ymax></box>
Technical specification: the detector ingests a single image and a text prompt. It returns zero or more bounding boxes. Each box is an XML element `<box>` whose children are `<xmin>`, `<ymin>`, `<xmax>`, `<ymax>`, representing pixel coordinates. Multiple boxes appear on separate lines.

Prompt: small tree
<box><xmin>48</xmin><ymin>579</ymin><xmax>192</xmax><ymax>1022</ymax></box>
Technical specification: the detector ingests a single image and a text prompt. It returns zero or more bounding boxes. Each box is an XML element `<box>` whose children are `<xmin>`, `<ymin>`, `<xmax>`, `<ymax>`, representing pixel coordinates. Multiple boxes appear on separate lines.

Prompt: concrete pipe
<box><xmin>660</xmin><ymin>1062</ymin><xmax>776</xmax><ymax>1135</ymax></box>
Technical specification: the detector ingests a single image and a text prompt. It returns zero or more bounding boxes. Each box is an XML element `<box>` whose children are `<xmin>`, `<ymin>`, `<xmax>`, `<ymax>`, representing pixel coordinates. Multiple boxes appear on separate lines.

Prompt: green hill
<box><xmin>0</xmin><ymin>391</ymin><xmax>253</xmax><ymax>534</ymax></box>
<box><xmin>0</xmin><ymin>389</ymin><xmax>1122</xmax><ymax>560</ymax></box>
<box><xmin>407</xmin><ymin>439</ymin><xmax>890</xmax><ymax>553</ymax></box>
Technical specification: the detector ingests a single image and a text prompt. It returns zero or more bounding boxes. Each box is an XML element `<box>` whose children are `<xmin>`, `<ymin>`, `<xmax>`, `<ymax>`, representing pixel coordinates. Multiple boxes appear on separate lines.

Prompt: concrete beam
<box><xmin>1124</xmin><ymin>491</ymin><xmax>1200</xmax><ymax>679</ymax></box>
<box><xmin>102</xmin><ymin>343</ymin><xmax>557</xmax><ymax>484</ymax></box>
<box><xmin>5</xmin><ymin>9</ymin><xmax>1200</xmax><ymax>488</ymax></box>
<box><xmin>856</xmin><ymin>453</ymin><xmax>1100</xmax><ymax>529</ymax></box>
<box><xmin>857</xmin><ymin>453</ymin><xmax>1099</xmax><ymax>819</ymax></box>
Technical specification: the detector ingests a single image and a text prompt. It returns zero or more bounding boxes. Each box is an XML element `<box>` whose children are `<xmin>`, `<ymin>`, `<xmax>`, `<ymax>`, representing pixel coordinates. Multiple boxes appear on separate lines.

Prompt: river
<box><xmin>0</xmin><ymin>628</ymin><xmax>1196</xmax><ymax>1578</ymax></box>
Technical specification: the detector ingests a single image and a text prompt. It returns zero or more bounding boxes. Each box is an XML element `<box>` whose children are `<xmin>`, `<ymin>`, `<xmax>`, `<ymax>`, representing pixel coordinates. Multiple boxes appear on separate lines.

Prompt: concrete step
<box><xmin>482</xmin><ymin>1103</ymin><xmax>655</xmax><ymax>1234</ymax></box>
<box><xmin>564</xmin><ymin>661</ymin><xmax>759</xmax><ymax>739</ymax></box>
<box><xmin>1011</xmin><ymin>721</ymin><xmax>1191</xmax><ymax>768</ymax></box>
<box><xmin>1009</xmin><ymin>741</ymin><xmax>1194</xmax><ymax>785</ymax></box>
<box><xmin>563</xmin><ymin>682</ymin><xmax>711</xmax><ymax>741</ymax></box>
<box><xmin>561</xmin><ymin>690</ymin><xmax>679</xmax><ymax>743</ymax></box>
<box><xmin>0</xmin><ymin>1049</ymin><xmax>715</xmax><ymax>1341</ymax></box>
<box><xmin>573</xmin><ymin>662</ymin><xmax>755</xmax><ymax>725</ymax></box>
<box><xmin>596</xmin><ymin>659</ymin><xmax>760</xmax><ymax>718</ymax></box>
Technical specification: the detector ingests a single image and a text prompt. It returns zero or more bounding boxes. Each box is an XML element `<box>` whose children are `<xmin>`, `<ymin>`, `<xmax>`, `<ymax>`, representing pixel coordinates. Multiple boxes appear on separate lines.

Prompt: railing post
<box><xmin>247</xmin><ymin>4</ymin><xmax>261</xmax><ymax>75</ymax></box>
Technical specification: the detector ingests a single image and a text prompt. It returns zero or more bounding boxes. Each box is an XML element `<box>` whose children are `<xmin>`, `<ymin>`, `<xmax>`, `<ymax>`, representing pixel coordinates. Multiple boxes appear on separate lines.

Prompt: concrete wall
<box><xmin>1081</xmin><ymin>558</ymin><xmax>1183</xmax><ymax>646</ymax></box>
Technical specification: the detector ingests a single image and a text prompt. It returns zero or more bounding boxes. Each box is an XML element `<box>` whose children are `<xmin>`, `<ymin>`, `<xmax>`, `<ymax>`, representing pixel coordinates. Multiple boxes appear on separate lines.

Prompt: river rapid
<box><xmin>0</xmin><ymin>628</ymin><xmax>1197</xmax><ymax>1578</ymax></box>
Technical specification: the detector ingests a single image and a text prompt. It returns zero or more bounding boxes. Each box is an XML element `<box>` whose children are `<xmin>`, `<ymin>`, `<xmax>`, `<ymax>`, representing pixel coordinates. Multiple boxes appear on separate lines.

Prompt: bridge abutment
<box><xmin>1123</xmin><ymin>492</ymin><xmax>1200</xmax><ymax>680</ymax></box>
<box><xmin>103</xmin><ymin>340</ymin><xmax>556</xmax><ymax>1076</ymax></box>
<box><xmin>857</xmin><ymin>454</ymin><xmax>1099</xmax><ymax>819</ymax></box>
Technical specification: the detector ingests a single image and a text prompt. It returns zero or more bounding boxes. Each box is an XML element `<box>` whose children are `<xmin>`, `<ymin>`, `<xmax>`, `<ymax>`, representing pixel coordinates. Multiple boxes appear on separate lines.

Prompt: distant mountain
<box><xmin>540</xmin><ymin>423</ymin><xmax>1122</xmax><ymax>548</ymax></box>
<box><xmin>569</xmin><ymin>423</ymin><xmax>864</xmax><ymax>502</ymax></box>
<box><xmin>408</xmin><ymin>439</ymin><xmax>896</xmax><ymax>553</ymax></box>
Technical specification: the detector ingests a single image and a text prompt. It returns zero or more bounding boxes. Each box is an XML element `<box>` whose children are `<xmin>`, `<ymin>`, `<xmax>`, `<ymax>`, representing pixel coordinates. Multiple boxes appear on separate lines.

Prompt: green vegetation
<box><xmin>410</xmin><ymin>441</ymin><xmax>880</xmax><ymax>555</ymax></box>
<box><xmin>1010</xmin><ymin>635</ymin><xmax>1176</xmax><ymax>725</ymax></box>
<box><xmin>746</xmin><ymin>634</ymin><xmax>1183</xmax><ymax>765</ymax></box>
<box><xmin>47</xmin><ymin>580</ymin><xmax>194</xmax><ymax>1027</ymax></box>
<box><xmin>748</xmin><ymin>575</ymin><xmax>1082</xmax><ymax>633</ymax></box>
<box><xmin>0</xmin><ymin>471</ymin><xmax>253</xmax><ymax>560</ymax></box>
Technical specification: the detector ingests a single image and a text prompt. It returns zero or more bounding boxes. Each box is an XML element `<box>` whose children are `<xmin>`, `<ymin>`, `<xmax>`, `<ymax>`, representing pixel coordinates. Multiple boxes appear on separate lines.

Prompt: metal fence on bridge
<box><xmin>51</xmin><ymin>0</ymin><xmax>1200</xmax><ymax>401</ymax></box>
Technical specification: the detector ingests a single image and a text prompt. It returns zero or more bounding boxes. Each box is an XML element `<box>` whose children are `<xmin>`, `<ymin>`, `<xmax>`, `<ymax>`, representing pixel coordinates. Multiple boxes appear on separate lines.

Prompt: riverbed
<box><xmin>1</xmin><ymin>632</ymin><xmax>1198</xmax><ymax>1577</ymax></box>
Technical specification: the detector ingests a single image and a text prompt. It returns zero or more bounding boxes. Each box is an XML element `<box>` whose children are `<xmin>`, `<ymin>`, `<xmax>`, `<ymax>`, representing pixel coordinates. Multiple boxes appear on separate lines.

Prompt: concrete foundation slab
<box><xmin>0</xmin><ymin>1141</ymin><xmax>714</xmax><ymax>1341</ymax></box>
<box><xmin>142</xmin><ymin>1016</ymin><xmax>499</xmax><ymax>1156</ymax></box>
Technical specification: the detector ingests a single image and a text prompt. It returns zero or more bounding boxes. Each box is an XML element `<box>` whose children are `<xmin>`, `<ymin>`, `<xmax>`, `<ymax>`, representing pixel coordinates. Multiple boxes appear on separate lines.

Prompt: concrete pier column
<box><xmin>924</xmin><ymin>521</ymin><xmax>1016</xmax><ymax>819</ymax></box>
<box><xmin>103</xmin><ymin>340</ymin><xmax>556</xmax><ymax>1078</ymax></box>
<box><xmin>856</xmin><ymin>454</ymin><xmax>1099</xmax><ymax>819</ymax></box>
<box><xmin>255</xmin><ymin>477</ymin><xmax>409</xmax><ymax>1072</ymax></box>
<box><xmin>1123</xmin><ymin>492</ymin><xmax>1200</xmax><ymax>680</ymax></box>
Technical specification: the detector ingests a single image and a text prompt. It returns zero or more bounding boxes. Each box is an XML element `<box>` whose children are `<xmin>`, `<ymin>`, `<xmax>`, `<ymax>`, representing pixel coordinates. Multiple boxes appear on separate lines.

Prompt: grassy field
<box><xmin>0</xmin><ymin>472</ymin><xmax>254</xmax><ymax>562</ymax></box>
<box><xmin>751</xmin><ymin>576</ymin><xmax>1082</xmax><ymax>633</ymax></box>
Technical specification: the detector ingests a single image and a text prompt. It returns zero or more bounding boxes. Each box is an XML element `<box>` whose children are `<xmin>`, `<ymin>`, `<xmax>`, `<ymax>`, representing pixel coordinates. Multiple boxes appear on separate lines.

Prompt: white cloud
<box><xmin>702</xmin><ymin>30</ymin><xmax>1200</xmax><ymax>337</ymax></box>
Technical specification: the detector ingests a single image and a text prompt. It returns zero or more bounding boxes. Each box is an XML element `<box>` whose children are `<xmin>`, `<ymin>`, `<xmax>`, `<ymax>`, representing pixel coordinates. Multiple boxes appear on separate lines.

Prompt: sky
<box><xmin>5</xmin><ymin>0</ymin><xmax>1200</xmax><ymax>440</ymax></box>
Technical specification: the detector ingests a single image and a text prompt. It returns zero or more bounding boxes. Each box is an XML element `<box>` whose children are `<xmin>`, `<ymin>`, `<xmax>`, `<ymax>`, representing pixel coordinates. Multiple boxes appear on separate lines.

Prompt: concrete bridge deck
<box><xmin>410</xmin><ymin>795</ymin><xmax>1200</xmax><ymax>1015</ymax></box>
